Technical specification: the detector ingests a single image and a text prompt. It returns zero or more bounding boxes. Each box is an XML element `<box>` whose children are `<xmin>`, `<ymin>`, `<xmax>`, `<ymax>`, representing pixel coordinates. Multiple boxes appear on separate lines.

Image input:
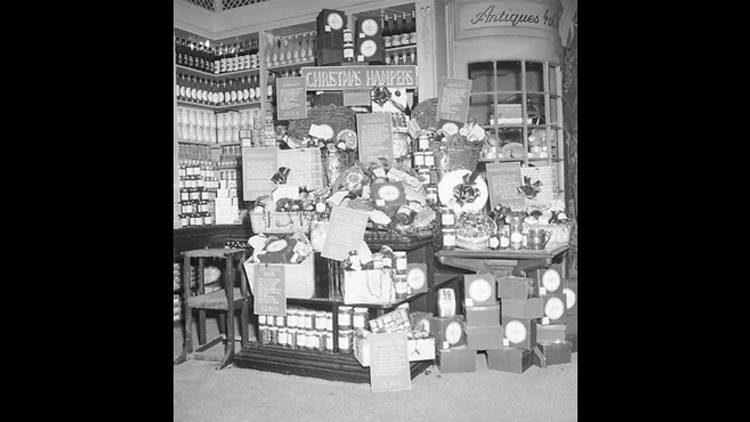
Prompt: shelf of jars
<box><xmin>177</xmin><ymin>100</ymin><xmax>261</xmax><ymax>110</ymax></box>
<box><xmin>267</xmin><ymin>60</ymin><xmax>316</xmax><ymax>72</ymax></box>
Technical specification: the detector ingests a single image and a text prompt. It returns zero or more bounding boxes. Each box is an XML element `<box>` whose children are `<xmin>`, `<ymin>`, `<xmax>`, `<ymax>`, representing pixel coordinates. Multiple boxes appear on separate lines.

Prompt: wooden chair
<box><xmin>173</xmin><ymin>248</ymin><xmax>249</xmax><ymax>370</ymax></box>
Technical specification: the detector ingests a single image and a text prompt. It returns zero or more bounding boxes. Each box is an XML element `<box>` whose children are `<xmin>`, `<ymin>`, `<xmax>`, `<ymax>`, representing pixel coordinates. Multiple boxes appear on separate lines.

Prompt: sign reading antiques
<box><xmin>300</xmin><ymin>65</ymin><xmax>417</xmax><ymax>90</ymax></box>
<box><xmin>457</xmin><ymin>1</ymin><xmax>561</xmax><ymax>32</ymax></box>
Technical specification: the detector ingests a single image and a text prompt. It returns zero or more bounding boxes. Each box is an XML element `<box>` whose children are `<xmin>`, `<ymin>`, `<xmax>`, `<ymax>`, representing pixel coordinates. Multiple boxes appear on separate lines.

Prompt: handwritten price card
<box><xmin>276</xmin><ymin>77</ymin><xmax>307</xmax><ymax>120</ymax></box>
<box><xmin>369</xmin><ymin>332</ymin><xmax>412</xmax><ymax>393</ymax></box>
<box><xmin>252</xmin><ymin>265</ymin><xmax>286</xmax><ymax>317</ymax></box>
<box><xmin>241</xmin><ymin>146</ymin><xmax>278</xmax><ymax>202</ymax></box>
<box><xmin>486</xmin><ymin>162</ymin><xmax>525</xmax><ymax>209</ymax></box>
<box><xmin>356</xmin><ymin>113</ymin><xmax>393</xmax><ymax>164</ymax></box>
<box><xmin>321</xmin><ymin>207</ymin><xmax>370</xmax><ymax>261</ymax></box>
<box><xmin>436</xmin><ymin>78</ymin><xmax>472</xmax><ymax>123</ymax></box>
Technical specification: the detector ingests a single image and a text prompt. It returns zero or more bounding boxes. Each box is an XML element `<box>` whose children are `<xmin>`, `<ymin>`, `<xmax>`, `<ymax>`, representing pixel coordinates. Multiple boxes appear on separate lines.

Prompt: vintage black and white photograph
<box><xmin>173</xmin><ymin>0</ymin><xmax>578</xmax><ymax>419</ymax></box>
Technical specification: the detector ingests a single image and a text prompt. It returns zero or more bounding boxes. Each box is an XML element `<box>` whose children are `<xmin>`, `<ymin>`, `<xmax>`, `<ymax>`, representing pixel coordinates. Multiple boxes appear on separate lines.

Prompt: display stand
<box><xmin>435</xmin><ymin>243</ymin><xmax>569</xmax><ymax>278</ymax></box>
<box><xmin>233</xmin><ymin>275</ymin><xmax>458</xmax><ymax>383</ymax></box>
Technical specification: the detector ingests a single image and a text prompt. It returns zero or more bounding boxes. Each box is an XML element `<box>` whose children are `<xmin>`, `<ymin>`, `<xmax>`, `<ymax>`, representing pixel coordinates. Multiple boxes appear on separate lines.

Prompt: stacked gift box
<box><xmin>496</xmin><ymin>268</ymin><xmax>575</xmax><ymax>371</ymax></box>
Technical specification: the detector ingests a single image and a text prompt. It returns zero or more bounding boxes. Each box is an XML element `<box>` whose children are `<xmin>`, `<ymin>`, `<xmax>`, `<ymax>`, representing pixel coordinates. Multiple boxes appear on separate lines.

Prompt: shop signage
<box><xmin>321</xmin><ymin>207</ymin><xmax>370</xmax><ymax>261</ymax></box>
<box><xmin>486</xmin><ymin>161</ymin><xmax>526</xmax><ymax>209</ymax></box>
<box><xmin>356</xmin><ymin>113</ymin><xmax>393</xmax><ymax>164</ymax></box>
<box><xmin>457</xmin><ymin>1</ymin><xmax>561</xmax><ymax>33</ymax></box>
<box><xmin>276</xmin><ymin>77</ymin><xmax>307</xmax><ymax>120</ymax></box>
<box><xmin>241</xmin><ymin>146</ymin><xmax>278</xmax><ymax>201</ymax></box>
<box><xmin>369</xmin><ymin>331</ymin><xmax>412</xmax><ymax>393</ymax></box>
<box><xmin>300</xmin><ymin>65</ymin><xmax>417</xmax><ymax>90</ymax></box>
<box><xmin>253</xmin><ymin>265</ymin><xmax>286</xmax><ymax>317</ymax></box>
<box><xmin>436</xmin><ymin>78</ymin><xmax>472</xmax><ymax>123</ymax></box>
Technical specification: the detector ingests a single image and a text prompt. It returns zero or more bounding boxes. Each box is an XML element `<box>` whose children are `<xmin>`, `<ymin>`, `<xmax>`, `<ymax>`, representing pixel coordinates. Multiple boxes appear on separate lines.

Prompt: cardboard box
<box><xmin>464</xmin><ymin>273</ymin><xmax>496</xmax><ymax>307</ymax></box>
<box><xmin>429</xmin><ymin>315</ymin><xmax>466</xmax><ymax>349</ymax></box>
<box><xmin>354</xmin><ymin>335</ymin><xmax>436</xmax><ymax>367</ymax></box>
<box><xmin>566</xmin><ymin>313</ymin><xmax>577</xmax><ymax>334</ymax></box>
<box><xmin>539</xmin><ymin>292</ymin><xmax>567</xmax><ymax>325</ymax></box>
<box><xmin>465</xmin><ymin>325</ymin><xmax>504</xmax><ymax>351</ymax></box>
<box><xmin>501</xmin><ymin>298</ymin><xmax>544</xmax><ymax>319</ymax></box>
<box><xmin>465</xmin><ymin>304</ymin><xmax>500</xmax><ymax>327</ymax></box>
<box><xmin>243</xmin><ymin>254</ymin><xmax>315</xmax><ymax>299</ymax></box>
<box><xmin>487</xmin><ymin>347</ymin><xmax>534</xmax><ymax>374</ymax></box>
<box><xmin>534</xmin><ymin>342</ymin><xmax>572</xmax><ymax>367</ymax></box>
<box><xmin>501</xmin><ymin>316</ymin><xmax>537</xmax><ymax>350</ymax></box>
<box><xmin>497</xmin><ymin>276</ymin><xmax>536</xmax><ymax>300</ymax></box>
<box><xmin>437</xmin><ymin>346</ymin><xmax>476</xmax><ymax>373</ymax></box>
<box><xmin>527</xmin><ymin>268</ymin><xmax>563</xmax><ymax>295</ymax></box>
<box><xmin>537</xmin><ymin>324</ymin><xmax>567</xmax><ymax>344</ymax></box>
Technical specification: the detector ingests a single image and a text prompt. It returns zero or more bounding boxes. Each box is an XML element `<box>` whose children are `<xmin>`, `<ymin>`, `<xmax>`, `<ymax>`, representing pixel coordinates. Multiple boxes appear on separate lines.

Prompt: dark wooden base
<box><xmin>234</xmin><ymin>343</ymin><xmax>432</xmax><ymax>383</ymax></box>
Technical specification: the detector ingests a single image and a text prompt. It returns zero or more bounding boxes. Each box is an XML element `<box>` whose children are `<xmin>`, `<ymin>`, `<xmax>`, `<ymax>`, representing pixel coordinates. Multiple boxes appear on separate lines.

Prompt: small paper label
<box><xmin>502</xmin><ymin>338</ymin><xmax>510</xmax><ymax>347</ymax></box>
<box><xmin>542</xmin><ymin>317</ymin><xmax>550</xmax><ymax>325</ymax></box>
<box><xmin>465</xmin><ymin>298</ymin><xmax>474</xmax><ymax>308</ymax></box>
<box><xmin>539</xmin><ymin>287</ymin><xmax>547</xmax><ymax>296</ymax></box>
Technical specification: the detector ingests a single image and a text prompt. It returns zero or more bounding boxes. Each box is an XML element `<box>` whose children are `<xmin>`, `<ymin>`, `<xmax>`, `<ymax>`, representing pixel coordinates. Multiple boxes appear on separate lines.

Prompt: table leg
<box><xmin>182</xmin><ymin>255</ymin><xmax>193</xmax><ymax>355</ymax></box>
<box><xmin>197</xmin><ymin>258</ymin><xmax>206</xmax><ymax>345</ymax></box>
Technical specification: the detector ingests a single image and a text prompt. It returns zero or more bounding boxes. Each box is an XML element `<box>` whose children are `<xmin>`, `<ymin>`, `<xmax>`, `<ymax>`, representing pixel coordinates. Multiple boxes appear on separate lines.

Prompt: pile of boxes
<box><xmin>432</xmin><ymin>268</ymin><xmax>577</xmax><ymax>374</ymax></box>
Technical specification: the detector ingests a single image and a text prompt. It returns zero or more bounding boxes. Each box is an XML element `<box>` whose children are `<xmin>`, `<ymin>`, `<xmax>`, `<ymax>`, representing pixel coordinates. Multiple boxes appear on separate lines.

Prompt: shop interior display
<box><xmin>174</xmin><ymin>2</ymin><xmax>572</xmax><ymax>388</ymax></box>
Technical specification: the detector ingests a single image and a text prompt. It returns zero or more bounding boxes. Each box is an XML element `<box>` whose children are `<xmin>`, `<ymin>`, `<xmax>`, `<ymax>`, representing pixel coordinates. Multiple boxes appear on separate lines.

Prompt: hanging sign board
<box><xmin>369</xmin><ymin>331</ymin><xmax>412</xmax><ymax>393</ymax></box>
<box><xmin>241</xmin><ymin>146</ymin><xmax>278</xmax><ymax>202</ymax></box>
<box><xmin>301</xmin><ymin>65</ymin><xmax>417</xmax><ymax>90</ymax></box>
<box><xmin>276</xmin><ymin>77</ymin><xmax>307</xmax><ymax>120</ymax></box>
<box><xmin>486</xmin><ymin>162</ymin><xmax>526</xmax><ymax>209</ymax></box>
<box><xmin>456</xmin><ymin>1</ymin><xmax>561</xmax><ymax>33</ymax></box>
<box><xmin>436</xmin><ymin>78</ymin><xmax>472</xmax><ymax>123</ymax></box>
<box><xmin>252</xmin><ymin>265</ymin><xmax>286</xmax><ymax>317</ymax></box>
<box><xmin>356</xmin><ymin>113</ymin><xmax>393</xmax><ymax>164</ymax></box>
<box><xmin>321</xmin><ymin>207</ymin><xmax>370</xmax><ymax>261</ymax></box>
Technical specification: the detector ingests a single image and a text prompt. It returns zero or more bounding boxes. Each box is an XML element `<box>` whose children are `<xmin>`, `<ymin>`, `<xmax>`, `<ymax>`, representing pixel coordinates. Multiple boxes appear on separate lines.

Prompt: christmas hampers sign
<box><xmin>301</xmin><ymin>65</ymin><xmax>417</xmax><ymax>90</ymax></box>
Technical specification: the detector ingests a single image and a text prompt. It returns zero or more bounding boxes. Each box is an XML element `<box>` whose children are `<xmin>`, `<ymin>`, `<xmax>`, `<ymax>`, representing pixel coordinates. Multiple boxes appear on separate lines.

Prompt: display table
<box><xmin>234</xmin><ymin>274</ymin><xmax>460</xmax><ymax>383</ymax></box>
<box><xmin>436</xmin><ymin>243</ymin><xmax>570</xmax><ymax>278</ymax></box>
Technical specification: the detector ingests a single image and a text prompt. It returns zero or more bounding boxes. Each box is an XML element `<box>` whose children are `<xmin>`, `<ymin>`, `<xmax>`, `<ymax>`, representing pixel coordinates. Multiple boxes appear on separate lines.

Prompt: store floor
<box><xmin>174</xmin><ymin>317</ymin><xmax>578</xmax><ymax>421</ymax></box>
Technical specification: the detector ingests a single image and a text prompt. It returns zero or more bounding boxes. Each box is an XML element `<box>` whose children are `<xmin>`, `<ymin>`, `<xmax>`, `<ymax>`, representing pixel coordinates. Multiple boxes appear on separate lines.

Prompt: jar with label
<box><xmin>426</xmin><ymin>186</ymin><xmax>438</xmax><ymax>205</ymax></box>
<box><xmin>424</xmin><ymin>150</ymin><xmax>436</xmax><ymax>167</ymax></box>
<box><xmin>304</xmin><ymin>311</ymin><xmax>314</xmax><ymax>330</ymax></box>
<box><xmin>190</xmin><ymin>213</ymin><xmax>203</xmax><ymax>226</ymax></box>
<box><xmin>394</xmin><ymin>251</ymin><xmax>408</xmax><ymax>274</ymax></box>
<box><xmin>278</xmin><ymin>328</ymin><xmax>288</xmax><ymax>347</ymax></box>
<box><xmin>315</xmin><ymin>311</ymin><xmax>327</xmax><ymax>331</ymax></box>
<box><xmin>201</xmin><ymin>212</ymin><xmax>213</xmax><ymax>226</ymax></box>
<box><xmin>441</xmin><ymin>207</ymin><xmax>455</xmax><ymax>228</ymax></box>
<box><xmin>442</xmin><ymin>227</ymin><xmax>457</xmax><ymax>250</ymax></box>
<box><xmin>180</xmin><ymin>202</ymin><xmax>194</xmax><ymax>214</ymax></box>
<box><xmin>269</xmin><ymin>326</ymin><xmax>279</xmax><ymax>345</ymax></box>
<box><xmin>352</xmin><ymin>307</ymin><xmax>368</xmax><ymax>329</ymax></box>
<box><xmin>288</xmin><ymin>328</ymin><xmax>297</xmax><ymax>349</ymax></box>
<box><xmin>343</xmin><ymin>29</ymin><xmax>354</xmax><ymax>62</ymax></box>
<box><xmin>395</xmin><ymin>205</ymin><xmax>413</xmax><ymax>225</ymax></box>
<box><xmin>395</xmin><ymin>274</ymin><xmax>409</xmax><ymax>300</ymax></box>
<box><xmin>266</xmin><ymin>315</ymin><xmax>276</xmax><ymax>327</ymax></box>
<box><xmin>499</xmin><ymin>224</ymin><xmax>510</xmax><ymax>249</ymax></box>
<box><xmin>325</xmin><ymin>331</ymin><xmax>334</xmax><ymax>351</ymax></box>
<box><xmin>258</xmin><ymin>314</ymin><xmax>267</xmax><ymax>326</ymax></box>
<box><xmin>276</xmin><ymin>314</ymin><xmax>286</xmax><ymax>327</ymax></box>
<box><xmin>309</xmin><ymin>330</ymin><xmax>321</xmax><ymax>350</ymax></box>
<box><xmin>189</xmin><ymin>188</ymin><xmax>201</xmax><ymax>201</ymax></box>
<box><xmin>180</xmin><ymin>189</ymin><xmax>190</xmax><ymax>201</ymax></box>
<box><xmin>297</xmin><ymin>329</ymin><xmax>308</xmax><ymax>349</ymax></box>
<box><xmin>338</xmin><ymin>306</ymin><xmax>353</xmax><ymax>329</ymax></box>
<box><xmin>413</xmin><ymin>151</ymin><xmax>425</xmax><ymax>168</ymax></box>
<box><xmin>325</xmin><ymin>312</ymin><xmax>333</xmax><ymax>332</ymax></box>
<box><xmin>287</xmin><ymin>309</ymin><xmax>299</xmax><ymax>328</ymax></box>
<box><xmin>338</xmin><ymin>329</ymin><xmax>353</xmax><ymax>353</ymax></box>
<box><xmin>179</xmin><ymin>214</ymin><xmax>189</xmax><ymax>227</ymax></box>
<box><xmin>197</xmin><ymin>201</ymin><xmax>209</xmax><ymax>213</ymax></box>
<box><xmin>258</xmin><ymin>325</ymin><xmax>270</xmax><ymax>345</ymax></box>
<box><xmin>318</xmin><ymin>331</ymin><xmax>328</xmax><ymax>352</ymax></box>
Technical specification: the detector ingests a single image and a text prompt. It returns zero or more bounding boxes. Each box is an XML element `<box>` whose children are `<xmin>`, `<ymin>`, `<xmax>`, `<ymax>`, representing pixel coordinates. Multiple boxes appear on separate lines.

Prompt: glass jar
<box><xmin>318</xmin><ymin>331</ymin><xmax>328</xmax><ymax>352</ymax></box>
<box><xmin>276</xmin><ymin>314</ymin><xmax>286</xmax><ymax>327</ymax></box>
<box><xmin>394</xmin><ymin>251</ymin><xmax>408</xmax><ymax>274</ymax></box>
<box><xmin>338</xmin><ymin>306</ymin><xmax>353</xmax><ymax>329</ymax></box>
<box><xmin>315</xmin><ymin>311</ymin><xmax>327</xmax><ymax>331</ymax></box>
<box><xmin>258</xmin><ymin>324</ymin><xmax>269</xmax><ymax>345</ymax></box>
<box><xmin>352</xmin><ymin>307</ymin><xmax>368</xmax><ymax>329</ymax></box>
<box><xmin>269</xmin><ymin>326</ymin><xmax>279</xmax><ymax>345</ymax></box>
<box><xmin>325</xmin><ymin>312</ymin><xmax>333</xmax><ymax>332</ymax></box>
<box><xmin>338</xmin><ymin>329</ymin><xmax>353</xmax><ymax>353</ymax></box>
<box><xmin>441</xmin><ymin>207</ymin><xmax>455</xmax><ymax>227</ymax></box>
<box><xmin>395</xmin><ymin>274</ymin><xmax>409</xmax><ymax>300</ymax></box>
<box><xmin>304</xmin><ymin>311</ymin><xmax>314</xmax><ymax>330</ymax></box>
<box><xmin>297</xmin><ymin>329</ymin><xmax>308</xmax><ymax>349</ymax></box>
<box><xmin>278</xmin><ymin>328</ymin><xmax>288</xmax><ymax>347</ymax></box>
<box><xmin>442</xmin><ymin>228</ymin><xmax>456</xmax><ymax>250</ymax></box>
<box><xmin>288</xmin><ymin>328</ymin><xmax>297</xmax><ymax>349</ymax></box>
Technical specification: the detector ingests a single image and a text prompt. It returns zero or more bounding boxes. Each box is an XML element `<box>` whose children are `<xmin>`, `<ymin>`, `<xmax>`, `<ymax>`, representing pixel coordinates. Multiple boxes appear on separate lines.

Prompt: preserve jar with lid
<box><xmin>315</xmin><ymin>311</ymin><xmax>327</xmax><ymax>331</ymax></box>
<box><xmin>303</xmin><ymin>311</ymin><xmax>314</xmax><ymax>330</ymax></box>
<box><xmin>318</xmin><ymin>331</ymin><xmax>328</xmax><ymax>352</ymax></box>
<box><xmin>275</xmin><ymin>314</ymin><xmax>286</xmax><ymax>327</ymax></box>
<box><xmin>352</xmin><ymin>307</ymin><xmax>368</xmax><ymax>329</ymax></box>
<box><xmin>288</xmin><ymin>328</ymin><xmax>298</xmax><ymax>349</ymax></box>
<box><xmin>338</xmin><ymin>329</ymin><xmax>353</xmax><ymax>353</ymax></box>
<box><xmin>338</xmin><ymin>306</ymin><xmax>353</xmax><ymax>329</ymax></box>
<box><xmin>287</xmin><ymin>309</ymin><xmax>299</xmax><ymax>328</ymax></box>
<box><xmin>278</xmin><ymin>328</ymin><xmax>288</xmax><ymax>347</ymax></box>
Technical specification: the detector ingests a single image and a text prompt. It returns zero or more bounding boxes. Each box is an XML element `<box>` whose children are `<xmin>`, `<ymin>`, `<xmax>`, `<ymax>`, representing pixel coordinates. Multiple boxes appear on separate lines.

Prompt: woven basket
<box><xmin>411</xmin><ymin>98</ymin><xmax>440</xmax><ymax>131</ymax></box>
<box><xmin>288</xmin><ymin>104</ymin><xmax>357</xmax><ymax>141</ymax></box>
<box><xmin>433</xmin><ymin>136</ymin><xmax>484</xmax><ymax>175</ymax></box>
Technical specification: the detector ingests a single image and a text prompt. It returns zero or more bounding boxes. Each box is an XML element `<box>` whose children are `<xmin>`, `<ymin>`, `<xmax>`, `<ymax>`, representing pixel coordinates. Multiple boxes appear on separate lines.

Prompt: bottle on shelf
<box><xmin>214</xmin><ymin>44</ymin><xmax>222</xmax><ymax>74</ymax></box>
<box><xmin>409</xmin><ymin>10</ymin><xmax>417</xmax><ymax>44</ymax></box>
<box><xmin>284</xmin><ymin>37</ymin><xmax>293</xmax><ymax>64</ymax></box>
<box><xmin>267</xmin><ymin>72</ymin><xmax>275</xmax><ymax>100</ymax></box>
<box><xmin>253</xmin><ymin>75</ymin><xmax>261</xmax><ymax>100</ymax></box>
<box><xmin>176</xmin><ymin>38</ymin><xmax>183</xmax><ymax>66</ymax></box>
<box><xmin>382</xmin><ymin>15</ymin><xmax>392</xmax><ymax>48</ymax></box>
